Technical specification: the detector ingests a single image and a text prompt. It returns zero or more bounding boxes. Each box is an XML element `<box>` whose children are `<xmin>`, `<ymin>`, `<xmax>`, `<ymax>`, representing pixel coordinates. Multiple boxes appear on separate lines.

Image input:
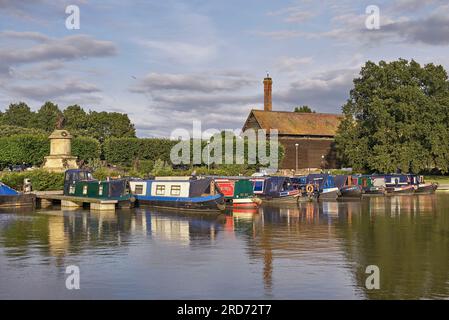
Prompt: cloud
<box><xmin>130</xmin><ymin>72</ymin><xmax>254</xmax><ymax>94</ymax></box>
<box><xmin>0</xmin><ymin>32</ymin><xmax>117</xmax><ymax>67</ymax></box>
<box><xmin>275</xmin><ymin>68</ymin><xmax>357</xmax><ymax>113</ymax></box>
<box><xmin>268</xmin><ymin>5</ymin><xmax>315</xmax><ymax>23</ymax></box>
<box><xmin>275</xmin><ymin>56</ymin><xmax>313</xmax><ymax>72</ymax></box>
<box><xmin>8</xmin><ymin>79</ymin><xmax>101</xmax><ymax>101</ymax></box>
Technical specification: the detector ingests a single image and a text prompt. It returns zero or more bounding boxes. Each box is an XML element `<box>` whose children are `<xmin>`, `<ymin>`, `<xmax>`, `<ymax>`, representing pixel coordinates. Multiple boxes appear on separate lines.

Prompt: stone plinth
<box><xmin>43</xmin><ymin>129</ymin><xmax>78</xmax><ymax>173</ymax></box>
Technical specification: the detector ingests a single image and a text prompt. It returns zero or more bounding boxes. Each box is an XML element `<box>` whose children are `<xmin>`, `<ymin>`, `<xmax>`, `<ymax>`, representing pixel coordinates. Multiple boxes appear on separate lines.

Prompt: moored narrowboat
<box><xmin>0</xmin><ymin>182</ymin><xmax>35</xmax><ymax>209</ymax></box>
<box><xmin>214</xmin><ymin>177</ymin><xmax>262</xmax><ymax>208</ymax></box>
<box><xmin>335</xmin><ymin>175</ymin><xmax>362</xmax><ymax>198</ymax></box>
<box><xmin>384</xmin><ymin>174</ymin><xmax>415</xmax><ymax>194</ymax></box>
<box><xmin>130</xmin><ymin>177</ymin><xmax>226</xmax><ymax>212</ymax></box>
<box><xmin>64</xmin><ymin>169</ymin><xmax>135</xmax><ymax>208</ymax></box>
<box><xmin>306</xmin><ymin>174</ymin><xmax>340</xmax><ymax>200</ymax></box>
<box><xmin>357</xmin><ymin>175</ymin><xmax>387</xmax><ymax>196</ymax></box>
<box><xmin>250</xmin><ymin>176</ymin><xmax>301</xmax><ymax>203</ymax></box>
<box><xmin>407</xmin><ymin>175</ymin><xmax>438</xmax><ymax>194</ymax></box>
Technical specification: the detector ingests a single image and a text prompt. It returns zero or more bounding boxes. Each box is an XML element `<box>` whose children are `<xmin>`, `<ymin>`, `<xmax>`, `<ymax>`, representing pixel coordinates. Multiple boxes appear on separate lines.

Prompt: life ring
<box><xmin>306</xmin><ymin>184</ymin><xmax>314</xmax><ymax>194</ymax></box>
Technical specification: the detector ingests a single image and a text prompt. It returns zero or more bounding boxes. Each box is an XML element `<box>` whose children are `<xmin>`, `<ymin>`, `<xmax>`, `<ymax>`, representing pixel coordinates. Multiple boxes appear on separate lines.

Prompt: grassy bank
<box><xmin>424</xmin><ymin>176</ymin><xmax>449</xmax><ymax>184</ymax></box>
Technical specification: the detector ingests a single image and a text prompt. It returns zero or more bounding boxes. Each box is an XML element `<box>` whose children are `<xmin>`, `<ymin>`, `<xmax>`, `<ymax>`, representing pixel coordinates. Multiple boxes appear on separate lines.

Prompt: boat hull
<box><xmin>386</xmin><ymin>185</ymin><xmax>415</xmax><ymax>195</ymax></box>
<box><xmin>0</xmin><ymin>194</ymin><xmax>36</xmax><ymax>209</ymax></box>
<box><xmin>318</xmin><ymin>188</ymin><xmax>340</xmax><ymax>200</ymax></box>
<box><xmin>415</xmin><ymin>183</ymin><xmax>438</xmax><ymax>194</ymax></box>
<box><xmin>231</xmin><ymin>197</ymin><xmax>261</xmax><ymax>208</ymax></box>
<box><xmin>136</xmin><ymin>194</ymin><xmax>226</xmax><ymax>212</ymax></box>
<box><xmin>362</xmin><ymin>187</ymin><xmax>386</xmax><ymax>196</ymax></box>
<box><xmin>339</xmin><ymin>186</ymin><xmax>362</xmax><ymax>198</ymax></box>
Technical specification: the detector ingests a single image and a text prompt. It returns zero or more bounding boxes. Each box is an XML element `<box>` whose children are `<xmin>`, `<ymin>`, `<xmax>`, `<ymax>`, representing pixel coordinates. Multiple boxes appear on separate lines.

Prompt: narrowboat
<box><xmin>384</xmin><ymin>174</ymin><xmax>415</xmax><ymax>194</ymax></box>
<box><xmin>250</xmin><ymin>176</ymin><xmax>301</xmax><ymax>203</ymax></box>
<box><xmin>129</xmin><ymin>177</ymin><xmax>226</xmax><ymax>212</ymax></box>
<box><xmin>356</xmin><ymin>175</ymin><xmax>386</xmax><ymax>195</ymax></box>
<box><xmin>64</xmin><ymin>169</ymin><xmax>135</xmax><ymax>208</ymax></box>
<box><xmin>305</xmin><ymin>174</ymin><xmax>340</xmax><ymax>200</ymax></box>
<box><xmin>214</xmin><ymin>177</ymin><xmax>262</xmax><ymax>208</ymax></box>
<box><xmin>335</xmin><ymin>175</ymin><xmax>362</xmax><ymax>198</ymax></box>
<box><xmin>407</xmin><ymin>175</ymin><xmax>438</xmax><ymax>194</ymax></box>
<box><xmin>0</xmin><ymin>182</ymin><xmax>35</xmax><ymax>209</ymax></box>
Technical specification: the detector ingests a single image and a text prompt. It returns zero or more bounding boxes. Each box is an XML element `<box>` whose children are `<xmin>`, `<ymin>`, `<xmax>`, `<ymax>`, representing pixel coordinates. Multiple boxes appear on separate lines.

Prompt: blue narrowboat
<box><xmin>250</xmin><ymin>176</ymin><xmax>301</xmax><ymax>203</ymax></box>
<box><xmin>129</xmin><ymin>177</ymin><xmax>226</xmax><ymax>212</ymax></box>
<box><xmin>305</xmin><ymin>174</ymin><xmax>340</xmax><ymax>200</ymax></box>
<box><xmin>407</xmin><ymin>174</ymin><xmax>438</xmax><ymax>194</ymax></box>
<box><xmin>0</xmin><ymin>182</ymin><xmax>35</xmax><ymax>209</ymax></box>
<box><xmin>334</xmin><ymin>175</ymin><xmax>362</xmax><ymax>198</ymax></box>
<box><xmin>383</xmin><ymin>174</ymin><xmax>415</xmax><ymax>194</ymax></box>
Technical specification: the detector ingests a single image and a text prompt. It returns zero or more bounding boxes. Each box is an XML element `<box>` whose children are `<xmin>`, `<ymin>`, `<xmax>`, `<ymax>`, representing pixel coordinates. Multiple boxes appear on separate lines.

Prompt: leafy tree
<box><xmin>86</xmin><ymin>111</ymin><xmax>136</xmax><ymax>142</ymax></box>
<box><xmin>2</xmin><ymin>102</ymin><xmax>34</xmax><ymax>128</ymax></box>
<box><xmin>336</xmin><ymin>59</ymin><xmax>449</xmax><ymax>173</ymax></box>
<box><xmin>63</xmin><ymin>105</ymin><xmax>88</xmax><ymax>131</ymax></box>
<box><xmin>33</xmin><ymin>101</ymin><xmax>62</xmax><ymax>132</ymax></box>
<box><xmin>294</xmin><ymin>105</ymin><xmax>315</xmax><ymax>113</ymax></box>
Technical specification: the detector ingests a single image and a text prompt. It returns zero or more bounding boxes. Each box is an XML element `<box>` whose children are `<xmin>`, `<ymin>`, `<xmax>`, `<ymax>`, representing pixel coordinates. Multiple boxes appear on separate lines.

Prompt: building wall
<box><xmin>278</xmin><ymin>136</ymin><xmax>339</xmax><ymax>170</ymax></box>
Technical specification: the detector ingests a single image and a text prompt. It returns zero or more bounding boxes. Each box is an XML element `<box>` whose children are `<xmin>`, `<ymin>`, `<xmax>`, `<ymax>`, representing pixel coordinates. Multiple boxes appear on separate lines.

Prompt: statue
<box><xmin>55</xmin><ymin>114</ymin><xmax>66</xmax><ymax>130</ymax></box>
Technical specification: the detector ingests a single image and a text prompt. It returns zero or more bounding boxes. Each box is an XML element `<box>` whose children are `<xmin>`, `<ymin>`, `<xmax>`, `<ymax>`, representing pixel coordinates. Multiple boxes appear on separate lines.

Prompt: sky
<box><xmin>1</xmin><ymin>0</ymin><xmax>449</xmax><ymax>137</ymax></box>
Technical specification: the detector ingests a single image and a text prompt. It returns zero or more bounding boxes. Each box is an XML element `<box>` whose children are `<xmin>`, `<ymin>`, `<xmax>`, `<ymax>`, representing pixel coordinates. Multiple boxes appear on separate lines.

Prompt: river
<box><xmin>1</xmin><ymin>193</ymin><xmax>448</xmax><ymax>299</ymax></box>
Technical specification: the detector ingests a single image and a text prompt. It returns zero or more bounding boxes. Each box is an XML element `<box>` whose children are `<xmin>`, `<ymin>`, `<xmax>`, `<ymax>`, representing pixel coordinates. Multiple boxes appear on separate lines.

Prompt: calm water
<box><xmin>1</xmin><ymin>194</ymin><xmax>449</xmax><ymax>299</ymax></box>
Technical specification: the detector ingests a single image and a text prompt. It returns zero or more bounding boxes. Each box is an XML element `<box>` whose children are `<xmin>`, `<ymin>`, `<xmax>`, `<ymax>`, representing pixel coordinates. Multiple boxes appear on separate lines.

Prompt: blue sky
<box><xmin>1</xmin><ymin>0</ymin><xmax>449</xmax><ymax>137</ymax></box>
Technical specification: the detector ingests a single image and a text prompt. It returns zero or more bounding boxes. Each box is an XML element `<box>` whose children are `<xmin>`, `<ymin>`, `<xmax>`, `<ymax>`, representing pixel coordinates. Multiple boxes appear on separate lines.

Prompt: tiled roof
<box><xmin>244</xmin><ymin>110</ymin><xmax>343</xmax><ymax>137</ymax></box>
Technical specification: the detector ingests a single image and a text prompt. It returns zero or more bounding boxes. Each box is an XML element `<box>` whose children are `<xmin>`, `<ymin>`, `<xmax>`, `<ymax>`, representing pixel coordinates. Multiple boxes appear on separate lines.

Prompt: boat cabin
<box><xmin>64</xmin><ymin>169</ymin><xmax>131</xmax><ymax>201</ymax></box>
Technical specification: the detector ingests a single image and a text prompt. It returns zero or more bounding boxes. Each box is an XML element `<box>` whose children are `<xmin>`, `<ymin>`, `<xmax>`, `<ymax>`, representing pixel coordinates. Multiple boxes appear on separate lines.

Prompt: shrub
<box><xmin>0</xmin><ymin>169</ymin><xmax>64</xmax><ymax>191</ymax></box>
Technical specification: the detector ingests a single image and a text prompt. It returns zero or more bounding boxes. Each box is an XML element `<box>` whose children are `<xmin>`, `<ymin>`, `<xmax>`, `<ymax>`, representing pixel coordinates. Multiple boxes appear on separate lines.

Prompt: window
<box><xmin>99</xmin><ymin>185</ymin><xmax>104</xmax><ymax>196</ymax></box>
<box><xmin>69</xmin><ymin>185</ymin><xmax>75</xmax><ymax>194</ymax></box>
<box><xmin>156</xmin><ymin>185</ymin><xmax>165</xmax><ymax>195</ymax></box>
<box><xmin>170</xmin><ymin>185</ymin><xmax>181</xmax><ymax>196</ymax></box>
<box><xmin>134</xmin><ymin>184</ymin><xmax>144</xmax><ymax>195</ymax></box>
<box><xmin>83</xmin><ymin>185</ymin><xmax>88</xmax><ymax>195</ymax></box>
<box><xmin>254</xmin><ymin>181</ymin><xmax>264</xmax><ymax>192</ymax></box>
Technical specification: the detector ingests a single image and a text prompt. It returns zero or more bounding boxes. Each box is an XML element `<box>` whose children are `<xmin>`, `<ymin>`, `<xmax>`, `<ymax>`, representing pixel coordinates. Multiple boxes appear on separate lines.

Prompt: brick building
<box><xmin>242</xmin><ymin>75</ymin><xmax>343</xmax><ymax>170</ymax></box>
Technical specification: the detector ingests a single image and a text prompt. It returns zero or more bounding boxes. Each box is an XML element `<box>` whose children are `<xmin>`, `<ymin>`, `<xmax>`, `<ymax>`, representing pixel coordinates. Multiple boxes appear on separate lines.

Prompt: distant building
<box><xmin>242</xmin><ymin>75</ymin><xmax>343</xmax><ymax>170</ymax></box>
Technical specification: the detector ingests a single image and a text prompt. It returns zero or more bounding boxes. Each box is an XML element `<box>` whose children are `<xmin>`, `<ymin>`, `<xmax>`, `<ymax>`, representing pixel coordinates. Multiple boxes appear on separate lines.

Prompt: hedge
<box><xmin>103</xmin><ymin>138</ymin><xmax>177</xmax><ymax>166</ymax></box>
<box><xmin>0</xmin><ymin>169</ymin><xmax>64</xmax><ymax>191</ymax></box>
<box><xmin>0</xmin><ymin>135</ymin><xmax>101</xmax><ymax>168</ymax></box>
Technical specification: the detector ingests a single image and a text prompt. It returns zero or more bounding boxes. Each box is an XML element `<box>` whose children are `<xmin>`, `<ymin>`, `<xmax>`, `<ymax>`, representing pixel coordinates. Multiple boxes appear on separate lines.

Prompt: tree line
<box><xmin>0</xmin><ymin>102</ymin><xmax>136</xmax><ymax>142</ymax></box>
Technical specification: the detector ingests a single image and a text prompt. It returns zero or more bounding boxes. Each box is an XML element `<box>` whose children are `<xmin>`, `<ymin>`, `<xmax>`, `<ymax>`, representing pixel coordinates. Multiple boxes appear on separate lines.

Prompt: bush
<box><xmin>72</xmin><ymin>137</ymin><xmax>101</xmax><ymax>161</ymax></box>
<box><xmin>0</xmin><ymin>169</ymin><xmax>64</xmax><ymax>191</ymax></box>
<box><xmin>0</xmin><ymin>134</ymin><xmax>101</xmax><ymax>169</ymax></box>
<box><xmin>0</xmin><ymin>125</ymin><xmax>47</xmax><ymax>137</ymax></box>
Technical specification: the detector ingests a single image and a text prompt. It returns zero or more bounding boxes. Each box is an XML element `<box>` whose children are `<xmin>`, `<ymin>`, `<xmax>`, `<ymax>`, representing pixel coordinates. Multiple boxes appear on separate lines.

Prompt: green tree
<box><xmin>2</xmin><ymin>102</ymin><xmax>34</xmax><ymax>128</ymax></box>
<box><xmin>86</xmin><ymin>111</ymin><xmax>136</xmax><ymax>142</ymax></box>
<box><xmin>294</xmin><ymin>105</ymin><xmax>315</xmax><ymax>113</ymax></box>
<box><xmin>33</xmin><ymin>101</ymin><xmax>62</xmax><ymax>132</ymax></box>
<box><xmin>63</xmin><ymin>105</ymin><xmax>88</xmax><ymax>131</ymax></box>
<box><xmin>336</xmin><ymin>59</ymin><xmax>449</xmax><ymax>173</ymax></box>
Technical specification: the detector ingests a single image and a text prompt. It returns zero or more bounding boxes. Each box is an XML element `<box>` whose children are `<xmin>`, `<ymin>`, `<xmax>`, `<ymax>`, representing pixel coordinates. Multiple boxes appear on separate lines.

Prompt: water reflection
<box><xmin>0</xmin><ymin>194</ymin><xmax>448</xmax><ymax>299</ymax></box>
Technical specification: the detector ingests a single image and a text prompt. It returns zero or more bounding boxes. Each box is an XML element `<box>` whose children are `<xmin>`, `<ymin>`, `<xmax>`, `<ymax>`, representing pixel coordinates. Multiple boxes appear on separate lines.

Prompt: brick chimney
<box><xmin>263</xmin><ymin>73</ymin><xmax>272</xmax><ymax>111</ymax></box>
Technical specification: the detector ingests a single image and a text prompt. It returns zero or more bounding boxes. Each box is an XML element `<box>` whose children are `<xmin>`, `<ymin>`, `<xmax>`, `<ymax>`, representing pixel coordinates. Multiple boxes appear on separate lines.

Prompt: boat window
<box><xmin>69</xmin><ymin>185</ymin><xmax>75</xmax><ymax>194</ymax></box>
<box><xmin>156</xmin><ymin>185</ymin><xmax>165</xmax><ymax>195</ymax></box>
<box><xmin>170</xmin><ymin>185</ymin><xmax>181</xmax><ymax>196</ymax></box>
<box><xmin>83</xmin><ymin>185</ymin><xmax>88</xmax><ymax>195</ymax></box>
<box><xmin>99</xmin><ymin>185</ymin><xmax>103</xmax><ymax>196</ymax></box>
<box><xmin>254</xmin><ymin>181</ymin><xmax>264</xmax><ymax>192</ymax></box>
<box><xmin>134</xmin><ymin>184</ymin><xmax>144</xmax><ymax>195</ymax></box>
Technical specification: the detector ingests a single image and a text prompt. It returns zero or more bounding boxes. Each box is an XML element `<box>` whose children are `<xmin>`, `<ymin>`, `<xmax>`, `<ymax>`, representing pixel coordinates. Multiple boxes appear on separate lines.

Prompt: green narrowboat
<box><xmin>64</xmin><ymin>169</ymin><xmax>135</xmax><ymax>207</ymax></box>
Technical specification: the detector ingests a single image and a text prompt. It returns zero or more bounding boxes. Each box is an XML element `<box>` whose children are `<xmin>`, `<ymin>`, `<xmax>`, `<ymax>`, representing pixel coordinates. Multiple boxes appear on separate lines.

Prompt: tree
<box><xmin>294</xmin><ymin>105</ymin><xmax>315</xmax><ymax>113</ymax></box>
<box><xmin>63</xmin><ymin>105</ymin><xmax>88</xmax><ymax>131</ymax></box>
<box><xmin>2</xmin><ymin>102</ymin><xmax>34</xmax><ymax>128</ymax></box>
<box><xmin>86</xmin><ymin>111</ymin><xmax>136</xmax><ymax>142</ymax></box>
<box><xmin>33</xmin><ymin>101</ymin><xmax>62</xmax><ymax>132</ymax></box>
<box><xmin>335</xmin><ymin>59</ymin><xmax>449</xmax><ymax>173</ymax></box>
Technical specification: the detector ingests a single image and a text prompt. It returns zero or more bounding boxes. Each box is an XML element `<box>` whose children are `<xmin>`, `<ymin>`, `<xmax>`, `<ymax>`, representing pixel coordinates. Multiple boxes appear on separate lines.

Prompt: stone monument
<box><xmin>43</xmin><ymin>115</ymin><xmax>78</xmax><ymax>173</ymax></box>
